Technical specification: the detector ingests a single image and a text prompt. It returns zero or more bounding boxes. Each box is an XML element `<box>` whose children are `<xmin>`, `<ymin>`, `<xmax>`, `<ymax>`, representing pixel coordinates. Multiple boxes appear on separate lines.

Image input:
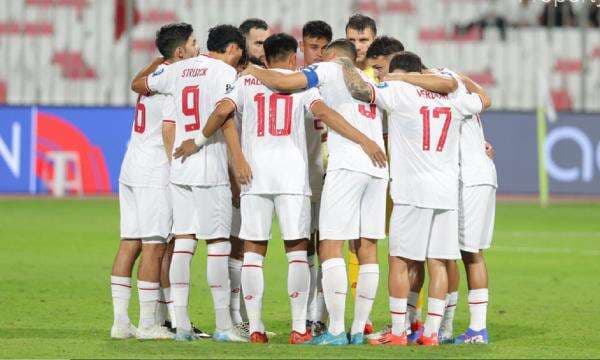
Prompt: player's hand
<box><xmin>240</xmin><ymin>63</ymin><xmax>257</xmax><ymax>77</ymax></box>
<box><xmin>485</xmin><ymin>141</ymin><xmax>495</xmax><ymax>159</ymax></box>
<box><xmin>234</xmin><ymin>157</ymin><xmax>253</xmax><ymax>185</ymax></box>
<box><xmin>173</xmin><ymin>139</ymin><xmax>201</xmax><ymax>163</ymax></box>
<box><xmin>360</xmin><ymin>139</ymin><xmax>387</xmax><ymax>168</ymax></box>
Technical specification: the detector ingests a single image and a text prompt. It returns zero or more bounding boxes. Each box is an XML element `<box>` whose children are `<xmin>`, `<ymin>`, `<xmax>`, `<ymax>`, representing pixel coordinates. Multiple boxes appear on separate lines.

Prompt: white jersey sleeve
<box><xmin>301</xmin><ymin>62</ymin><xmax>336</xmax><ymax>88</ymax></box>
<box><xmin>146</xmin><ymin>65</ymin><xmax>175</xmax><ymax>95</ymax></box>
<box><xmin>221</xmin><ymin>77</ymin><xmax>244</xmax><ymax>113</ymax></box>
<box><xmin>373</xmin><ymin>81</ymin><xmax>413</xmax><ymax>112</ymax></box>
<box><xmin>162</xmin><ymin>95</ymin><xmax>176</xmax><ymax>123</ymax></box>
<box><xmin>302</xmin><ymin>87</ymin><xmax>324</xmax><ymax>114</ymax></box>
<box><xmin>453</xmin><ymin>93</ymin><xmax>484</xmax><ymax>118</ymax></box>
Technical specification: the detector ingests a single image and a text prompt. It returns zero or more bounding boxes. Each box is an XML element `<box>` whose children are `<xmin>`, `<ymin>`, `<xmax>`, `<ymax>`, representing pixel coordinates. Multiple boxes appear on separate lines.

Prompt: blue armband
<box><xmin>302</xmin><ymin>68</ymin><xmax>319</xmax><ymax>89</ymax></box>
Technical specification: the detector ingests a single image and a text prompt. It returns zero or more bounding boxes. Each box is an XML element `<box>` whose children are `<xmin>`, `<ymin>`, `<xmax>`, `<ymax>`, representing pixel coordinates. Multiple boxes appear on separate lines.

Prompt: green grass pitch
<box><xmin>1</xmin><ymin>199</ymin><xmax>600</xmax><ymax>359</ymax></box>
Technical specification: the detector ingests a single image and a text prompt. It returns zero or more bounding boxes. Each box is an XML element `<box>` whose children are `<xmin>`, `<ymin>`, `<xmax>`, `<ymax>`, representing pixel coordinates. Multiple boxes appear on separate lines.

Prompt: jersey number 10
<box><xmin>254</xmin><ymin>93</ymin><xmax>292</xmax><ymax>137</ymax></box>
<box><xmin>420</xmin><ymin>106</ymin><xmax>452</xmax><ymax>152</ymax></box>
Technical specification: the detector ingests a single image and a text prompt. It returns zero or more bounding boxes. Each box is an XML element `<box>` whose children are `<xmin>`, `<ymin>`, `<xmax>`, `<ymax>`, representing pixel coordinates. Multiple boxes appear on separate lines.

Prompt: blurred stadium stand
<box><xmin>0</xmin><ymin>0</ymin><xmax>598</xmax><ymax>111</ymax></box>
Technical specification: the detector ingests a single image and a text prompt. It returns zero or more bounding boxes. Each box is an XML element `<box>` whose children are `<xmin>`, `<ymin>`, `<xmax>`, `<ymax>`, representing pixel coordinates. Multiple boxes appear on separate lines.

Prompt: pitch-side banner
<box><xmin>1</xmin><ymin>106</ymin><xmax>599</xmax><ymax>195</ymax></box>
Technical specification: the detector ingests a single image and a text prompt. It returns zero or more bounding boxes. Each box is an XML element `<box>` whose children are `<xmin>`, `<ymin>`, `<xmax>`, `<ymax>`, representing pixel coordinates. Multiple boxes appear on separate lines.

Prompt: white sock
<box><xmin>440</xmin><ymin>291</ymin><xmax>458</xmax><ymax>337</ymax></box>
<box><xmin>170</xmin><ymin>239</ymin><xmax>197</xmax><ymax>331</ymax></box>
<box><xmin>228</xmin><ymin>258</ymin><xmax>244</xmax><ymax>325</ymax></box>
<box><xmin>350</xmin><ymin>264</ymin><xmax>379</xmax><ymax>335</ymax></box>
<box><xmin>306</xmin><ymin>254</ymin><xmax>317</xmax><ymax>322</ymax></box>
<box><xmin>207</xmin><ymin>242</ymin><xmax>233</xmax><ymax>331</ymax></box>
<box><xmin>407</xmin><ymin>291</ymin><xmax>421</xmax><ymax>330</ymax></box>
<box><xmin>321</xmin><ymin>258</ymin><xmax>347</xmax><ymax>336</ymax></box>
<box><xmin>287</xmin><ymin>251</ymin><xmax>310</xmax><ymax>333</ymax></box>
<box><xmin>423</xmin><ymin>297</ymin><xmax>446</xmax><ymax>337</ymax></box>
<box><xmin>162</xmin><ymin>287</ymin><xmax>177</xmax><ymax>328</ymax></box>
<box><xmin>314</xmin><ymin>265</ymin><xmax>327</xmax><ymax>322</ymax></box>
<box><xmin>468</xmin><ymin>288</ymin><xmax>488</xmax><ymax>331</ymax></box>
<box><xmin>242</xmin><ymin>252</ymin><xmax>265</xmax><ymax>334</ymax></box>
<box><xmin>156</xmin><ymin>288</ymin><xmax>168</xmax><ymax>325</ymax></box>
<box><xmin>138</xmin><ymin>280</ymin><xmax>160</xmax><ymax>329</ymax></box>
<box><xmin>390</xmin><ymin>297</ymin><xmax>407</xmax><ymax>336</ymax></box>
<box><xmin>111</xmin><ymin>276</ymin><xmax>132</xmax><ymax>326</ymax></box>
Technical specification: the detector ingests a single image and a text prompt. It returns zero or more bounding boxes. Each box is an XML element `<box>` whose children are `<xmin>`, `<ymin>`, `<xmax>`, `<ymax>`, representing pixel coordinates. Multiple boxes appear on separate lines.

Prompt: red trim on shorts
<box><xmin>173</xmin><ymin>251</ymin><xmax>194</xmax><ymax>255</ymax></box>
<box><xmin>427</xmin><ymin>312</ymin><xmax>443</xmax><ymax>318</ymax></box>
<box><xmin>111</xmin><ymin>283</ymin><xmax>131</xmax><ymax>288</ymax></box>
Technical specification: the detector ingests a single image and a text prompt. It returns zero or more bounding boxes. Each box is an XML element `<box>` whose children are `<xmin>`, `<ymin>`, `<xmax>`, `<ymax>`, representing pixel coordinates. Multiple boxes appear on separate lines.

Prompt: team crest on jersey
<box><xmin>376</xmin><ymin>82</ymin><xmax>389</xmax><ymax>88</ymax></box>
<box><xmin>151</xmin><ymin>68</ymin><xmax>164</xmax><ymax>77</ymax></box>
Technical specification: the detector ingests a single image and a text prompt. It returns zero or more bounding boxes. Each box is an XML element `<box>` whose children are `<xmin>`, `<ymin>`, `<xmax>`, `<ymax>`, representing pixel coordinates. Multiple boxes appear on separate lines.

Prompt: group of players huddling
<box><xmin>110</xmin><ymin>14</ymin><xmax>497</xmax><ymax>347</ymax></box>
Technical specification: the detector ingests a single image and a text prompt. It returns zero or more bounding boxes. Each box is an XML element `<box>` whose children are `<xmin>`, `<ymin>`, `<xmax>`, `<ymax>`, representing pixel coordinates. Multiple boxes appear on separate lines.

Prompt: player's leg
<box><xmin>306</xmin><ymin>217</ymin><xmax>317</xmax><ymax>329</ymax></box>
<box><xmin>195</xmin><ymin>185</ymin><xmax>241</xmax><ymax>341</ymax></box>
<box><xmin>277</xmin><ymin>194</ymin><xmax>312</xmax><ymax>344</ymax></box>
<box><xmin>407</xmin><ymin>261</ymin><xmax>425</xmax><ymax>342</ymax></box>
<box><xmin>239</xmin><ymin>194</ymin><xmax>273</xmax><ymax>343</ymax></box>
<box><xmin>229</xmin><ymin>206</ymin><xmax>246</xmax><ymax>329</ymax></box>
<box><xmin>307</xmin><ymin>201</ymin><xmax>327</xmax><ymax>336</ymax></box>
<box><xmin>418</xmin><ymin>209</ymin><xmax>461</xmax><ymax>346</ymax></box>
<box><xmin>439</xmin><ymin>260</ymin><xmax>459</xmax><ymax>343</ymax></box>
<box><xmin>315</xmin><ymin>170</ymin><xmax>368</xmax><ymax>345</ymax></box>
<box><xmin>455</xmin><ymin>185</ymin><xmax>495</xmax><ymax>344</ymax></box>
<box><xmin>169</xmin><ymin>184</ymin><xmax>198</xmax><ymax>340</ymax></box>
<box><xmin>110</xmin><ymin>183</ymin><xmax>141</xmax><ymax>339</ymax></box>
<box><xmin>349</xmin><ymin>175</ymin><xmax>386</xmax><ymax>344</ymax></box>
<box><xmin>158</xmin><ymin>238</ymin><xmax>175</xmax><ymax>328</ymax></box>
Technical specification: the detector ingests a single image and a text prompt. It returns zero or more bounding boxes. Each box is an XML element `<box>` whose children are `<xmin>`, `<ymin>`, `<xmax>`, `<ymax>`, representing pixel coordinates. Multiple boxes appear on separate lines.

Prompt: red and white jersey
<box><xmin>119</xmin><ymin>63</ymin><xmax>171</xmax><ymax>188</ymax></box>
<box><xmin>222</xmin><ymin>69</ymin><xmax>323</xmax><ymax>195</ymax></box>
<box><xmin>373</xmin><ymin>80</ymin><xmax>484</xmax><ymax>210</ymax></box>
<box><xmin>436</xmin><ymin>68</ymin><xmax>497</xmax><ymax>188</ymax></box>
<box><xmin>146</xmin><ymin>55</ymin><xmax>237</xmax><ymax>186</ymax></box>
<box><xmin>305</xmin><ymin>109</ymin><xmax>326</xmax><ymax>202</ymax></box>
<box><xmin>302</xmin><ymin>62</ymin><xmax>388</xmax><ymax>179</ymax></box>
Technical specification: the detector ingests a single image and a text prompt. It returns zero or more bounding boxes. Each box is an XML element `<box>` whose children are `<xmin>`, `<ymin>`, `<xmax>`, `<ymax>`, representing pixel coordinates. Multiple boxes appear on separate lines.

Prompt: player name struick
<box><xmin>181</xmin><ymin>68</ymin><xmax>207</xmax><ymax>77</ymax></box>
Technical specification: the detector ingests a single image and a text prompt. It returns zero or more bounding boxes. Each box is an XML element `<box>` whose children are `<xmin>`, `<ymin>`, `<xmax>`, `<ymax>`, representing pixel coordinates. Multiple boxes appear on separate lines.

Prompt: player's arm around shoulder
<box><xmin>131</xmin><ymin>57</ymin><xmax>165</xmax><ymax>95</ymax></box>
<box><xmin>243</xmin><ymin>64</ymin><xmax>308</xmax><ymax>92</ymax></box>
<box><xmin>334</xmin><ymin>57</ymin><xmax>374</xmax><ymax>103</ymax></box>
<box><xmin>221</xmin><ymin>117</ymin><xmax>252</xmax><ymax>185</ymax></box>
<box><xmin>459</xmin><ymin>74</ymin><xmax>492</xmax><ymax>110</ymax></box>
<box><xmin>384</xmin><ymin>71</ymin><xmax>458</xmax><ymax>94</ymax></box>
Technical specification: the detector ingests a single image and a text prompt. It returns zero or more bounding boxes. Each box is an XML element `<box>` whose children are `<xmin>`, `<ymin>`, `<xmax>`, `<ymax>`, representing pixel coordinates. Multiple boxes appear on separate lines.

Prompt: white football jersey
<box><xmin>302</xmin><ymin>62</ymin><xmax>388</xmax><ymax>179</ymax></box>
<box><xmin>436</xmin><ymin>68</ymin><xmax>498</xmax><ymax>188</ymax></box>
<box><xmin>305</xmin><ymin>109</ymin><xmax>325</xmax><ymax>202</ymax></box>
<box><xmin>146</xmin><ymin>55</ymin><xmax>236</xmax><ymax>186</ymax></box>
<box><xmin>223</xmin><ymin>69</ymin><xmax>323</xmax><ymax>195</ymax></box>
<box><xmin>374</xmin><ymin>80</ymin><xmax>484</xmax><ymax>210</ymax></box>
<box><xmin>120</xmin><ymin>63</ymin><xmax>171</xmax><ymax>187</ymax></box>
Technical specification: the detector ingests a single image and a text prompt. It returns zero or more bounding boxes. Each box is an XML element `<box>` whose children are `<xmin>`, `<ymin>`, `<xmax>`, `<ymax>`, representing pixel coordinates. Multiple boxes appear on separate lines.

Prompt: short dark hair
<box><xmin>207</xmin><ymin>24</ymin><xmax>246</xmax><ymax>53</ymax></box>
<box><xmin>345</xmin><ymin>14</ymin><xmax>377</xmax><ymax>35</ymax></box>
<box><xmin>326</xmin><ymin>38</ymin><xmax>357</xmax><ymax>62</ymax></box>
<box><xmin>155</xmin><ymin>22</ymin><xmax>193</xmax><ymax>58</ymax></box>
<box><xmin>389</xmin><ymin>51</ymin><xmax>423</xmax><ymax>73</ymax></box>
<box><xmin>263</xmin><ymin>33</ymin><xmax>298</xmax><ymax>63</ymax></box>
<box><xmin>366</xmin><ymin>36</ymin><xmax>404</xmax><ymax>59</ymax></box>
<box><xmin>239</xmin><ymin>18</ymin><xmax>269</xmax><ymax>36</ymax></box>
<box><xmin>302</xmin><ymin>20</ymin><xmax>333</xmax><ymax>42</ymax></box>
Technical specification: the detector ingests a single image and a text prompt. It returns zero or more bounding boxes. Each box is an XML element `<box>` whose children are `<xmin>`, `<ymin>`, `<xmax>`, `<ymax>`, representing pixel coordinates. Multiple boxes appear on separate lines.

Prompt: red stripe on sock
<box><xmin>289</xmin><ymin>260</ymin><xmax>309</xmax><ymax>264</ymax></box>
<box><xmin>469</xmin><ymin>301</ymin><xmax>488</xmax><ymax>305</ymax></box>
<box><xmin>207</xmin><ymin>254</ymin><xmax>230</xmax><ymax>257</ymax></box>
<box><xmin>427</xmin><ymin>312</ymin><xmax>443</xmax><ymax>317</ymax></box>
<box><xmin>111</xmin><ymin>283</ymin><xmax>131</xmax><ymax>288</ymax></box>
<box><xmin>173</xmin><ymin>251</ymin><xmax>194</xmax><ymax>255</ymax></box>
<box><xmin>138</xmin><ymin>287</ymin><xmax>160</xmax><ymax>291</ymax></box>
<box><xmin>390</xmin><ymin>311</ymin><xmax>406</xmax><ymax>315</ymax></box>
<box><xmin>242</xmin><ymin>264</ymin><xmax>262</xmax><ymax>268</ymax></box>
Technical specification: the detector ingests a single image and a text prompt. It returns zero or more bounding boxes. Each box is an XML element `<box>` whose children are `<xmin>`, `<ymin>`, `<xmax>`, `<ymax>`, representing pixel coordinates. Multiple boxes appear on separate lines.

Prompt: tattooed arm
<box><xmin>334</xmin><ymin>57</ymin><xmax>374</xmax><ymax>104</ymax></box>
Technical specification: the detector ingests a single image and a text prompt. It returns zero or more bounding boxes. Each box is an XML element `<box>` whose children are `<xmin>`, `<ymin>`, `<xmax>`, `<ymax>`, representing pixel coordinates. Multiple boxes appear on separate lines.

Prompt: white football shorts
<box><xmin>170</xmin><ymin>183</ymin><xmax>232</xmax><ymax>240</ymax></box>
<box><xmin>239</xmin><ymin>194</ymin><xmax>311</xmax><ymax>241</ymax></box>
<box><xmin>389</xmin><ymin>204</ymin><xmax>460</xmax><ymax>261</ymax></box>
<box><xmin>319</xmin><ymin>169</ymin><xmax>387</xmax><ymax>241</ymax></box>
<box><xmin>459</xmin><ymin>184</ymin><xmax>496</xmax><ymax>253</ymax></box>
<box><xmin>119</xmin><ymin>183</ymin><xmax>172</xmax><ymax>240</ymax></box>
